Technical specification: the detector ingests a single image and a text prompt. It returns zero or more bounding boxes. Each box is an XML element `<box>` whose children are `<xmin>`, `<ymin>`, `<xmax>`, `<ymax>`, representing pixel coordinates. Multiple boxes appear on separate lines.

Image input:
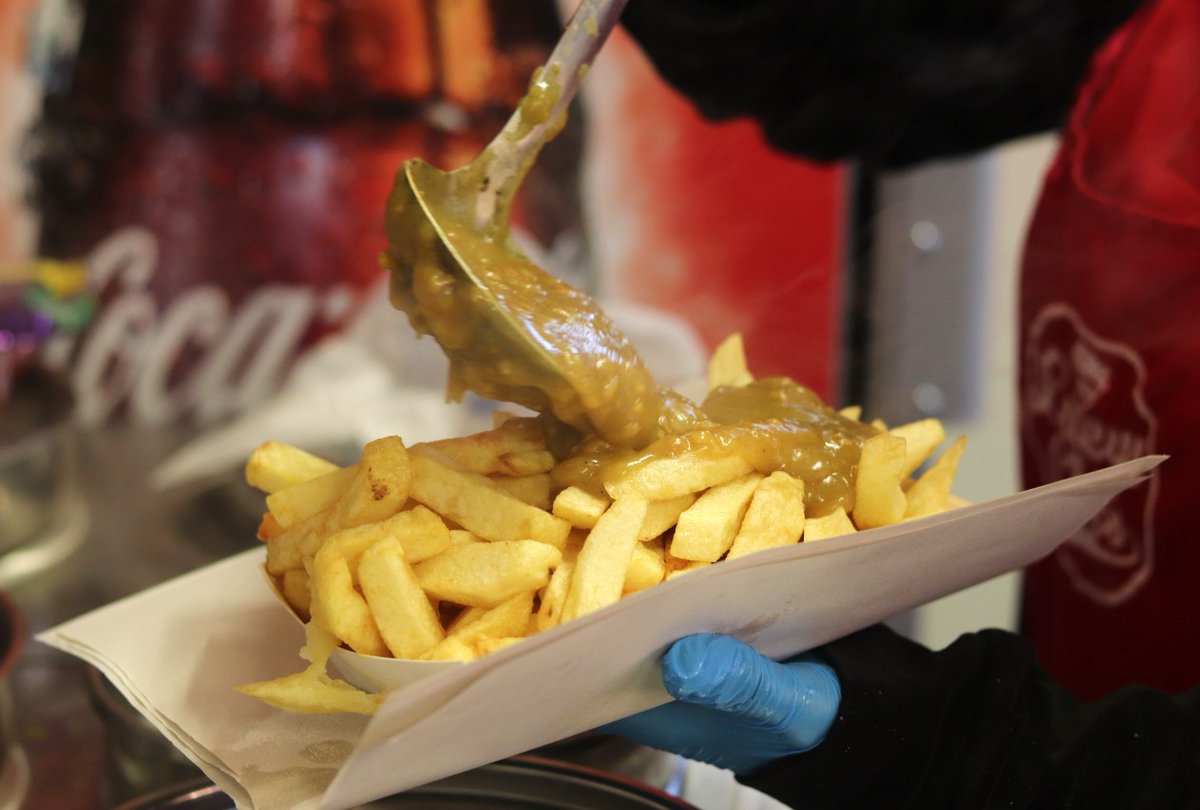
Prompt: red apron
<box><xmin>1019</xmin><ymin>0</ymin><xmax>1200</xmax><ymax>700</ymax></box>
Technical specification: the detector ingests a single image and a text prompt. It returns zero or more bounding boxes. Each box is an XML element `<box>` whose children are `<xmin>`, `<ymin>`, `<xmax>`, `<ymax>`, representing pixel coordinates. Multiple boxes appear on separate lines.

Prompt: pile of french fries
<box><xmin>237</xmin><ymin>335</ymin><xmax>965</xmax><ymax>714</ymax></box>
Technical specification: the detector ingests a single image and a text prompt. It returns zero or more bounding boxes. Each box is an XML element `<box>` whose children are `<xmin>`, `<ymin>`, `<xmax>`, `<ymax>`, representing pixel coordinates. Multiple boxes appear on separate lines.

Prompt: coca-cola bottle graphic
<box><xmin>31</xmin><ymin>0</ymin><xmax>581</xmax><ymax>426</ymax></box>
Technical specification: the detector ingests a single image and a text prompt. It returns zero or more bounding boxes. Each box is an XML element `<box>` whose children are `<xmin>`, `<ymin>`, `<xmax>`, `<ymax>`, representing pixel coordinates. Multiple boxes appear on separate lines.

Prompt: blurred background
<box><xmin>0</xmin><ymin>0</ymin><xmax>1056</xmax><ymax>806</ymax></box>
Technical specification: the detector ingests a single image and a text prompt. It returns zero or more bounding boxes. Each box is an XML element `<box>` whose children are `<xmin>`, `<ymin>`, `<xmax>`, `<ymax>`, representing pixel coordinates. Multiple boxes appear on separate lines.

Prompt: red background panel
<box><xmin>584</xmin><ymin>30</ymin><xmax>847</xmax><ymax>401</ymax></box>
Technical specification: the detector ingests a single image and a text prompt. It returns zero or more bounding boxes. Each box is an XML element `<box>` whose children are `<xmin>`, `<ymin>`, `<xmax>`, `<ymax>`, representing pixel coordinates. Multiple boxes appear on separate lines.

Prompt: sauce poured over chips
<box><xmin>381</xmin><ymin>55</ymin><xmax>870</xmax><ymax>514</ymax></box>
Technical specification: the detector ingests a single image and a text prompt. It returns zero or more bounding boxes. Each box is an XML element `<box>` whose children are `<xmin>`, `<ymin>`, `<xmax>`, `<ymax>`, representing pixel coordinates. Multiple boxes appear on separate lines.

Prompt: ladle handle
<box><xmin>473</xmin><ymin>0</ymin><xmax>628</xmax><ymax>226</ymax></box>
<box><xmin>534</xmin><ymin>0</ymin><xmax>630</xmax><ymax>135</ymax></box>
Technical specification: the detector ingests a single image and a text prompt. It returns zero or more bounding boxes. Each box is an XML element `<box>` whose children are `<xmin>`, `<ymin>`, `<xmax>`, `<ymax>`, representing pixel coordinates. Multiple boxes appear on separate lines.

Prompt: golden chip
<box><xmin>422</xmin><ymin>417</ymin><xmax>555</xmax><ymax>476</ymax></box>
<box><xmin>605</xmin><ymin>453</ymin><xmax>754</xmax><ymax>501</ymax></box>
<box><xmin>904</xmin><ymin>435</ymin><xmax>967</xmax><ymax>519</ymax></box>
<box><xmin>358</xmin><ymin>536</ymin><xmax>445</xmax><ymax>659</ymax></box>
<box><xmin>551</xmin><ymin>486</ymin><xmax>611</xmax><ymax>529</ymax></box>
<box><xmin>409</xmin><ymin>447</ymin><xmax>570</xmax><ymax>549</ymax></box>
<box><xmin>245</xmin><ymin>440</ymin><xmax>339</xmax><ymax>494</ymax></box>
<box><xmin>536</xmin><ymin>560</ymin><xmax>574</xmax><ymax>631</ymax></box>
<box><xmin>707</xmin><ymin>332</ymin><xmax>754</xmax><ymax>390</ymax></box>
<box><xmin>266</xmin><ymin>464</ymin><xmax>358</xmax><ymax>529</ymax></box>
<box><xmin>624</xmin><ymin>539</ymin><xmax>666</xmax><ymax>593</ymax></box>
<box><xmin>414</xmin><ymin>540</ymin><xmax>561</xmax><ymax>608</ymax></box>
<box><xmin>279</xmin><ymin>569</ymin><xmax>312</xmax><ymax>621</ymax></box>
<box><xmin>803</xmin><ymin>506</ymin><xmax>857</xmax><ymax>542</ymax></box>
<box><xmin>445</xmin><ymin>592</ymin><xmax>534</xmax><ymax>647</ymax></box>
<box><xmin>309</xmin><ymin>541</ymin><xmax>388</xmax><ymax>657</ymax></box>
<box><xmin>489</xmin><ymin>473</ymin><xmax>553</xmax><ymax>511</ymax></box>
<box><xmin>852</xmin><ymin>433</ymin><xmax>907</xmax><ymax>529</ymax></box>
<box><xmin>236</xmin><ymin>669</ymin><xmax>381</xmax><ymax>715</ymax></box>
<box><xmin>890</xmin><ymin>418</ymin><xmax>948</xmax><ymax>480</ymax></box>
<box><xmin>726</xmin><ymin>471</ymin><xmax>806</xmax><ymax>560</ymax></box>
<box><xmin>670</xmin><ymin>474</ymin><xmax>762</xmax><ymax>562</ymax></box>
<box><xmin>638</xmin><ymin>493</ymin><xmax>697</xmax><ymax>541</ymax></box>
<box><xmin>562</xmin><ymin>498</ymin><xmax>649</xmax><ymax>621</ymax></box>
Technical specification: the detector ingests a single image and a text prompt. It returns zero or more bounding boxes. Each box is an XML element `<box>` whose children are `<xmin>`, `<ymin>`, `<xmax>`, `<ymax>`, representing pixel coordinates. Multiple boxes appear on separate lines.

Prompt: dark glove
<box><xmin>599</xmin><ymin>633</ymin><xmax>841</xmax><ymax>774</ymax></box>
<box><xmin>621</xmin><ymin>0</ymin><xmax>1141</xmax><ymax>167</ymax></box>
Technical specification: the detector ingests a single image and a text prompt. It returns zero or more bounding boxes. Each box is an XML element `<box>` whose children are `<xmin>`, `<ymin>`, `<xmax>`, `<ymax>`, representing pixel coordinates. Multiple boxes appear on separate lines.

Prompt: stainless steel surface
<box><xmin>86</xmin><ymin>665</ymin><xmax>202</xmax><ymax>804</ymax></box>
<box><xmin>1</xmin><ymin>590</ymin><xmax>28</xmax><ymax>810</ymax></box>
<box><xmin>113</xmin><ymin>756</ymin><xmax>697</xmax><ymax>809</ymax></box>
<box><xmin>0</xmin><ymin>368</ymin><xmax>88</xmax><ymax>587</ymax></box>
<box><xmin>10</xmin><ymin>424</ymin><xmax>256</xmax><ymax>808</ymax></box>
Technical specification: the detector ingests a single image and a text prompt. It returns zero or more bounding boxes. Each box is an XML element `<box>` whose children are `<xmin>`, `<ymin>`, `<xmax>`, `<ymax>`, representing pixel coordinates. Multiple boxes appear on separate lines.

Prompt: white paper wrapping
<box><xmin>39</xmin><ymin>455</ymin><xmax>1162</xmax><ymax>809</ymax></box>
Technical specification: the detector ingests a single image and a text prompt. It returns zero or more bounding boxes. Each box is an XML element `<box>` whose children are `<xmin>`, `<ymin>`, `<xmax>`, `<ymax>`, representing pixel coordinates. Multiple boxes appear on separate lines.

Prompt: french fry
<box><xmin>334</xmin><ymin>436</ymin><xmax>412</xmax><ymax>527</ymax></box>
<box><xmin>257</xmin><ymin>511</ymin><xmax>283</xmax><ymax>542</ymax></box>
<box><xmin>624</xmin><ymin>538</ymin><xmax>666</xmax><ymax>593</ymax></box>
<box><xmin>236</xmin><ymin>668</ymin><xmax>381</xmax><ymax>715</ymax></box>
<box><xmin>415</xmin><ymin>540</ymin><xmax>561</xmax><ymax>608</ymax></box>
<box><xmin>245</xmin><ymin>440</ymin><xmax>339</xmax><ymax>494</ymax></box>
<box><xmin>638</xmin><ymin>493</ymin><xmax>697</xmax><ymax>541</ymax></box>
<box><xmin>536</xmin><ymin>560</ymin><xmax>574</xmax><ymax>631</ymax></box>
<box><xmin>562</xmin><ymin>529</ymin><xmax>587</xmax><ymax>562</ymax></box>
<box><xmin>368</xmin><ymin>505</ymin><xmax>451</xmax><ymax>564</ymax></box>
<box><xmin>561</xmin><ymin>498</ymin><xmax>649</xmax><ymax>621</ymax></box>
<box><xmin>551</xmin><ymin>486</ymin><xmax>611</xmax><ymax>529</ymax></box>
<box><xmin>268</xmin><ymin>435</ymin><xmax>412</xmax><ymax>574</ymax></box>
<box><xmin>444</xmin><ymin>592</ymin><xmax>534</xmax><ymax>648</ymax></box>
<box><xmin>852</xmin><ymin>433</ymin><xmax>908</xmax><ymax>529</ymax></box>
<box><xmin>445</xmin><ymin>605</ymin><xmax>486</xmax><ymax>635</ymax></box>
<box><xmin>605</xmin><ymin>453</ymin><xmax>754</xmax><ymax>500</ymax></box>
<box><xmin>279</xmin><ymin>569</ymin><xmax>312</xmax><ymax>620</ymax></box>
<box><xmin>267</xmin><ymin>489</ymin><xmax>444</xmax><ymax>577</ymax></box>
<box><xmin>904</xmin><ymin>436</ymin><xmax>967</xmax><ymax>518</ymax></box>
<box><xmin>708</xmin><ymin>332</ymin><xmax>754</xmax><ymax>390</ymax></box>
<box><xmin>237</xmin><ymin>623</ymin><xmax>380</xmax><ymax>714</ymax></box>
<box><xmin>266</xmin><ymin>464</ymin><xmax>358</xmax><ymax>529</ymax></box>
<box><xmin>309</xmin><ymin>540</ymin><xmax>388</xmax><ymax>657</ymax></box>
<box><xmin>409</xmin><ymin>447</ymin><xmax>570</xmax><ymax>549</ymax></box>
<box><xmin>890</xmin><ymin>418</ymin><xmax>948</xmax><ymax>479</ymax></box>
<box><xmin>489</xmin><ymin>473</ymin><xmax>553</xmax><ymax>511</ymax></box>
<box><xmin>387</xmin><ymin>512</ymin><xmax>451</xmax><ymax>566</ymax></box>
<box><xmin>358</xmin><ymin>536</ymin><xmax>445</xmax><ymax>659</ymax></box>
<box><xmin>726</xmin><ymin>471</ymin><xmax>806</xmax><ymax>560</ymax></box>
<box><xmin>424</xmin><ymin>595</ymin><xmax>536</xmax><ymax>661</ymax></box>
<box><xmin>804</xmin><ymin>506</ymin><xmax>857</xmax><ymax>541</ymax></box>
<box><xmin>266</xmin><ymin>520</ymin><xmax>311</xmax><ymax>575</ymax></box>
<box><xmin>670</xmin><ymin>474</ymin><xmax>763</xmax><ymax>562</ymax></box>
<box><xmin>422</xmin><ymin>418</ymin><xmax>555</xmax><ymax>476</ymax></box>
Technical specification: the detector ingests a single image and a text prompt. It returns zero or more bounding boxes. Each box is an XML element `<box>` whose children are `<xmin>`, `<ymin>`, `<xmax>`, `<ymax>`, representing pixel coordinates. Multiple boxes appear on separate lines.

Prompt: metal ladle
<box><xmin>383</xmin><ymin>0</ymin><xmax>696</xmax><ymax>449</ymax></box>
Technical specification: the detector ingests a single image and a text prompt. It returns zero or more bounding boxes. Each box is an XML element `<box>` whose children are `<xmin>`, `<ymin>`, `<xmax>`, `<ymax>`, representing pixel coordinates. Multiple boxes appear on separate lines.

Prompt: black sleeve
<box><xmin>739</xmin><ymin>624</ymin><xmax>1200</xmax><ymax>809</ymax></box>
<box><xmin>620</xmin><ymin>0</ymin><xmax>1144</xmax><ymax>168</ymax></box>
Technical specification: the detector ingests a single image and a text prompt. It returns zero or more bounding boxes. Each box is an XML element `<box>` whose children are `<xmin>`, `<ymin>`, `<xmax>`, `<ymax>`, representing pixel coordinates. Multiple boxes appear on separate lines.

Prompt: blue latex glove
<box><xmin>599</xmin><ymin>633</ymin><xmax>841</xmax><ymax>775</ymax></box>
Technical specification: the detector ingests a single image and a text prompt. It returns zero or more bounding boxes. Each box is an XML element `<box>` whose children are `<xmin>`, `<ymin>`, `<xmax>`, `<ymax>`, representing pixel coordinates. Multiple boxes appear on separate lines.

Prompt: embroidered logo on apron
<box><xmin>1021</xmin><ymin>303</ymin><xmax>1158</xmax><ymax>605</ymax></box>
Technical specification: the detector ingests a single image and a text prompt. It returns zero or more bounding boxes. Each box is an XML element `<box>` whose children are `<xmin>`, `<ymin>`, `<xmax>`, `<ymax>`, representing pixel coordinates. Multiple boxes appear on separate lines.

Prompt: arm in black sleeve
<box><xmin>739</xmin><ymin>624</ymin><xmax>1200</xmax><ymax>809</ymax></box>
<box><xmin>621</xmin><ymin>0</ymin><xmax>1144</xmax><ymax>168</ymax></box>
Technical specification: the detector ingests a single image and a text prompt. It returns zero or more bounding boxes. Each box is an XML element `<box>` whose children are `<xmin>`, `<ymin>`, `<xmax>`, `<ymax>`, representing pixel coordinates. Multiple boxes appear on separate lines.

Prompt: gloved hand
<box><xmin>599</xmin><ymin>633</ymin><xmax>841</xmax><ymax>775</ymax></box>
